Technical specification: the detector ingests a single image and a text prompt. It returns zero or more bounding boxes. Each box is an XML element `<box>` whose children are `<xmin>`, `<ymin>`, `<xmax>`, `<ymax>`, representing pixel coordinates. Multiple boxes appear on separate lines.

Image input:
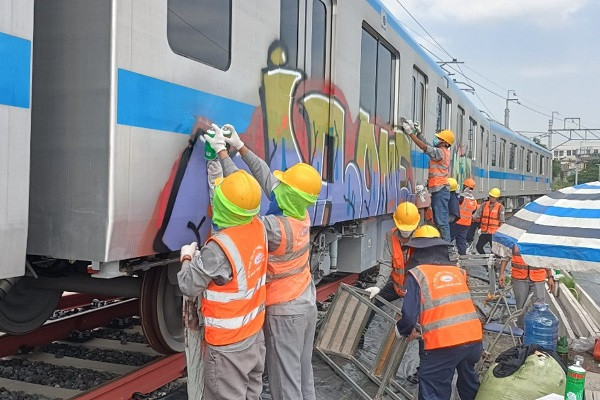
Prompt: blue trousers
<box><xmin>450</xmin><ymin>223</ymin><xmax>469</xmax><ymax>255</ymax></box>
<box><xmin>418</xmin><ymin>341</ymin><xmax>482</xmax><ymax>400</ymax></box>
<box><xmin>431</xmin><ymin>187</ymin><xmax>451</xmax><ymax>242</ymax></box>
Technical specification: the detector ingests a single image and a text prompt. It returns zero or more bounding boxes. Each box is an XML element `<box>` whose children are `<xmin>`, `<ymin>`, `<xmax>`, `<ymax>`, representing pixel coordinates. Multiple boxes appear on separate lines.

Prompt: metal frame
<box><xmin>458</xmin><ymin>254</ymin><xmax>497</xmax><ymax>297</ymax></box>
<box><xmin>315</xmin><ymin>284</ymin><xmax>413</xmax><ymax>400</ymax></box>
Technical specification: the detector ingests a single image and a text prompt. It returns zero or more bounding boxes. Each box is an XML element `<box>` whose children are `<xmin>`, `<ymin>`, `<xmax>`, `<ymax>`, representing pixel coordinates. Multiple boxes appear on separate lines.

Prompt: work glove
<box><xmin>413</xmin><ymin>121</ymin><xmax>422</xmax><ymax>136</ymax></box>
<box><xmin>204</xmin><ymin>124</ymin><xmax>227</xmax><ymax>153</ymax></box>
<box><xmin>400</xmin><ymin>117</ymin><xmax>415</xmax><ymax>135</ymax></box>
<box><xmin>394</xmin><ymin>323</ymin><xmax>402</xmax><ymax>339</ymax></box>
<box><xmin>222</xmin><ymin>124</ymin><xmax>245</xmax><ymax>150</ymax></box>
<box><xmin>365</xmin><ymin>286</ymin><xmax>381</xmax><ymax>299</ymax></box>
<box><xmin>180</xmin><ymin>242</ymin><xmax>198</xmax><ymax>262</ymax></box>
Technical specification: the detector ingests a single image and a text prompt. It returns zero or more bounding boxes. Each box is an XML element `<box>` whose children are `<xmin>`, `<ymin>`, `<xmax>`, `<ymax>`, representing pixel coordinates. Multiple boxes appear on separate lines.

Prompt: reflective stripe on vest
<box><xmin>511</xmin><ymin>246</ymin><xmax>547</xmax><ymax>282</ymax></box>
<box><xmin>456</xmin><ymin>196</ymin><xmax>478</xmax><ymax>226</ymax></box>
<box><xmin>390</xmin><ymin>229</ymin><xmax>406</xmax><ymax>296</ymax></box>
<box><xmin>427</xmin><ymin>147</ymin><xmax>450</xmax><ymax>188</ymax></box>
<box><xmin>265</xmin><ymin>214</ymin><xmax>312</xmax><ymax>306</ymax></box>
<box><xmin>409</xmin><ymin>264</ymin><xmax>483</xmax><ymax>350</ymax></box>
<box><xmin>480</xmin><ymin>201</ymin><xmax>502</xmax><ymax>234</ymax></box>
<box><xmin>201</xmin><ymin>217</ymin><xmax>267</xmax><ymax>346</ymax></box>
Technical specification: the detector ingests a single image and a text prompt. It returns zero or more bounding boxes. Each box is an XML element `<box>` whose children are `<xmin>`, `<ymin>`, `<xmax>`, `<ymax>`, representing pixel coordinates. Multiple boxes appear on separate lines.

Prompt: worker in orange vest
<box><xmin>359</xmin><ymin>202</ymin><xmax>420</xmax><ymax>347</ymax></box>
<box><xmin>178</xmin><ymin>167</ymin><xmax>267</xmax><ymax>399</ymax></box>
<box><xmin>499</xmin><ymin>244</ymin><xmax>554</xmax><ymax>327</ymax></box>
<box><xmin>401</xmin><ymin>118</ymin><xmax>454</xmax><ymax>243</ymax></box>
<box><xmin>472</xmin><ymin>188</ymin><xmax>505</xmax><ymax>254</ymax></box>
<box><xmin>206</xmin><ymin>124</ymin><xmax>321</xmax><ymax>400</ymax></box>
<box><xmin>450</xmin><ymin>178</ymin><xmax>478</xmax><ymax>255</ymax></box>
<box><xmin>395</xmin><ymin>225</ymin><xmax>483</xmax><ymax>400</ymax></box>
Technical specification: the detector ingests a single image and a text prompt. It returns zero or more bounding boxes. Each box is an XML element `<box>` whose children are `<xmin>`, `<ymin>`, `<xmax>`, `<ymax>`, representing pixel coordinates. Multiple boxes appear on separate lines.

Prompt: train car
<box><xmin>0</xmin><ymin>0</ymin><xmax>551</xmax><ymax>353</ymax></box>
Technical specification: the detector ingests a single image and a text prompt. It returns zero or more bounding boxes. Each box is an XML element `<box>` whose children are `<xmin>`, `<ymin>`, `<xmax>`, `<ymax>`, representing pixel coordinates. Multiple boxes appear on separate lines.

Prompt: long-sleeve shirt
<box><xmin>375</xmin><ymin>230</ymin><xmax>410</xmax><ymax>290</ymax></box>
<box><xmin>396</xmin><ymin>273</ymin><xmax>420</xmax><ymax>336</ymax></box>
<box><xmin>220</xmin><ymin>150</ymin><xmax>316</xmax><ymax>315</ymax></box>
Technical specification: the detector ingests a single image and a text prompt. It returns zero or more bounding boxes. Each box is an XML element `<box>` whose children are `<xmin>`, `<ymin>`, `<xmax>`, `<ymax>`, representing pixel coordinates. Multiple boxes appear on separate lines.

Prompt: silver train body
<box><xmin>0</xmin><ymin>0</ymin><xmax>551</xmax><ymax>350</ymax></box>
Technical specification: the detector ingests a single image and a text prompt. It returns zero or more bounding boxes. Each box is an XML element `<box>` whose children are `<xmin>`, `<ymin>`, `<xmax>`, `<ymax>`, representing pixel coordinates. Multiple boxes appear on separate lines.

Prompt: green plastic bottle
<box><xmin>564</xmin><ymin>355</ymin><xmax>585</xmax><ymax>400</ymax></box>
<box><xmin>204</xmin><ymin>128</ymin><xmax>231</xmax><ymax>160</ymax></box>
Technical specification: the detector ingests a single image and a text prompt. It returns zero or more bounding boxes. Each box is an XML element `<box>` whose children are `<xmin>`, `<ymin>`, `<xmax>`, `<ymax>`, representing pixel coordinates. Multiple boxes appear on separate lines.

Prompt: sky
<box><xmin>380</xmin><ymin>0</ymin><xmax>600</xmax><ymax>149</ymax></box>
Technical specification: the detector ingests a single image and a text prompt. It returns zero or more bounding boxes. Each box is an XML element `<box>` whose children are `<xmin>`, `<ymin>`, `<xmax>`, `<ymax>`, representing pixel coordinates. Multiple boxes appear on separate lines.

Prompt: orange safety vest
<box><xmin>428</xmin><ymin>147</ymin><xmax>450</xmax><ymax>189</ymax></box>
<box><xmin>480</xmin><ymin>201</ymin><xmax>502</xmax><ymax>234</ymax></box>
<box><xmin>409</xmin><ymin>264</ymin><xmax>483</xmax><ymax>350</ymax></box>
<box><xmin>456</xmin><ymin>195</ymin><xmax>478</xmax><ymax>226</ymax></box>
<box><xmin>265</xmin><ymin>214</ymin><xmax>312</xmax><ymax>306</ymax></box>
<box><xmin>390</xmin><ymin>229</ymin><xmax>407</xmax><ymax>296</ymax></box>
<box><xmin>201</xmin><ymin>217</ymin><xmax>267</xmax><ymax>346</ymax></box>
<box><xmin>511</xmin><ymin>245</ymin><xmax>547</xmax><ymax>282</ymax></box>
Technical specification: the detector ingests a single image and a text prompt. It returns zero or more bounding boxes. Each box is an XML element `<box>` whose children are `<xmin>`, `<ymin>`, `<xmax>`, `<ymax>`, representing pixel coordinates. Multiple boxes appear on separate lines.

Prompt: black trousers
<box><xmin>476</xmin><ymin>233</ymin><xmax>493</xmax><ymax>254</ymax></box>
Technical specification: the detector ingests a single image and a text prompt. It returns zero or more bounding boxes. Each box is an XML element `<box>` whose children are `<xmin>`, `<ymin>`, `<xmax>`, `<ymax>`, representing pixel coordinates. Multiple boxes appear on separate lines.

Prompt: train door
<box><xmin>279</xmin><ymin>0</ymin><xmax>333</xmax><ymax>222</ymax></box>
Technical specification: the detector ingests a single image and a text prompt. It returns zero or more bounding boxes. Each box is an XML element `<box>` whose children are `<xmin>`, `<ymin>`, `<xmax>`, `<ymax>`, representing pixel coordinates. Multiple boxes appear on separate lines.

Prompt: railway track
<box><xmin>0</xmin><ymin>274</ymin><xmax>358</xmax><ymax>400</ymax></box>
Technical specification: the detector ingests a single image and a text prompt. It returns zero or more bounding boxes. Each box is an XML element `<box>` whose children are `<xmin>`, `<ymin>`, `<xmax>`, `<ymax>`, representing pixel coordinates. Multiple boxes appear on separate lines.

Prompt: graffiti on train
<box><xmin>149</xmin><ymin>42</ymin><xmax>415</xmax><ymax>252</ymax></box>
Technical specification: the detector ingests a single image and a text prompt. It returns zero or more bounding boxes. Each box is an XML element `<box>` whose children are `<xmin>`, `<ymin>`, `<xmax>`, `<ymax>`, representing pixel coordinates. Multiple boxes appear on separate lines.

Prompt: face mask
<box><xmin>399</xmin><ymin>230</ymin><xmax>412</xmax><ymax>238</ymax></box>
<box><xmin>433</xmin><ymin>137</ymin><xmax>440</xmax><ymax>147</ymax></box>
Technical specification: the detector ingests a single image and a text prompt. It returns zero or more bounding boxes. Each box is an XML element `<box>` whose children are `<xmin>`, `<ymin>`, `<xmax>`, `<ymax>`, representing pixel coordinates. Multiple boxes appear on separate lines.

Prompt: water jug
<box><xmin>523</xmin><ymin>302</ymin><xmax>559</xmax><ymax>351</ymax></box>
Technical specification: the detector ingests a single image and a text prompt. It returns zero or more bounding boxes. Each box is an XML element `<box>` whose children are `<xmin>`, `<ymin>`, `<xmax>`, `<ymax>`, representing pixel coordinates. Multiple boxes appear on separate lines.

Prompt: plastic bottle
<box><xmin>523</xmin><ymin>302</ymin><xmax>559</xmax><ymax>351</ymax></box>
<box><xmin>557</xmin><ymin>336</ymin><xmax>569</xmax><ymax>366</ymax></box>
<box><xmin>564</xmin><ymin>355</ymin><xmax>585</xmax><ymax>400</ymax></box>
<box><xmin>204</xmin><ymin>129</ymin><xmax>231</xmax><ymax>160</ymax></box>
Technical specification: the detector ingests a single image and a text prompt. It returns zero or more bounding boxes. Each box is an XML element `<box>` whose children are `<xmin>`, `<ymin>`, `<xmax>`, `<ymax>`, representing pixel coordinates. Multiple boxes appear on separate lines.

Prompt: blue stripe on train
<box><xmin>520</xmin><ymin>242</ymin><xmax>600</xmax><ymax>263</ymax></box>
<box><xmin>117</xmin><ymin>68</ymin><xmax>255</xmax><ymax>134</ymax></box>
<box><xmin>525</xmin><ymin>201</ymin><xmax>600</xmax><ymax>219</ymax></box>
<box><xmin>0</xmin><ymin>32</ymin><xmax>31</xmax><ymax>109</ymax></box>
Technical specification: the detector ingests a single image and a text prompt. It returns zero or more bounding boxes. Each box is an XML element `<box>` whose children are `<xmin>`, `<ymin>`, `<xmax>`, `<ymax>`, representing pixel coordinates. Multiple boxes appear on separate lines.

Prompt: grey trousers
<box><xmin>265</xmin><ymin>306</ymin><xmax>318</xmax><ymax>400</ymax></box>
<box><xmin>203</xmin><ymin>330</ymin><xmax>266</xmax><ymax>400</ymax></box>
<box><xmin>513</xmin><ymin>278</ymin><xmax>546</xmax><ymax>328</ymax></box>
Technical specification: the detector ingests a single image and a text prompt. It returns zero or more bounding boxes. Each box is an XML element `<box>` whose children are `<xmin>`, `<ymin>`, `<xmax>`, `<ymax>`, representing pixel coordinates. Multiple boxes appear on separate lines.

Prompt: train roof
<box><xmin>489</xmin><ymin>120</ymin><xmax>552</xmax><ymax>155</ymax></box>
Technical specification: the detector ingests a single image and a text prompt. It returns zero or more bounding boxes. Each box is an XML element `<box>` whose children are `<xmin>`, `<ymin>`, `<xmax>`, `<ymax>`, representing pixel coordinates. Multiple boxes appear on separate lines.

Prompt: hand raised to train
<box><xmin>180</xmin><ymin>242</ymin><xmax>198</xmax><ymax>263</ymax></box>
<box><xmin>204</xmin><ymin>124</ymin><xmax>227</xmax><ymax>153</ymax></box>
<box><xmin>221</xmin><ymin>124</ymin><xmax>245</xmax><ymax>150</ymax></box>
<box><xmin>400</xmin><ymin>117</ymin><xmax>415</xmax><ymax>135</ymax></box>
<box><xmin>413</xmin><ymin>121</ymin><xmax>422</xmax><ymax>136</ymax></box>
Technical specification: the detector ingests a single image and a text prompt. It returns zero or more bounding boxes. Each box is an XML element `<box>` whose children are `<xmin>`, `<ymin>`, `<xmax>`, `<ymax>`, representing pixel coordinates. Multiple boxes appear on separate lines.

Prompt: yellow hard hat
<box><xmin>393</xmin><ymin>202</ymin><xmax>420</xmax><ymax>231</ymax></box>
<box><xmin>274</xmin><ymin>163</ymin><xmax>321</xmax><ymax>196</ymax></box>
<box><xmin>448</xmin><ymin>178</ymin><xmax>458</xmax><ymax>192</ymax></box>
<box><xmin>463</xmin><ymin>178</ymin><xmax>476</xmax><ymax>189</ymax></box>
<box><xmin>412</xmin><ymin>225</ymin><xmax>441</xmax><ymax>239</ymax></box>
<box><xmin>489</xmin><ymin>188</ymin><xmax>501</xmax><ymax>198</ymax></box>
<box><xmin>435</xmin><ymin>129</ymin><xmax>455</xmax><ymax>145</ymax></box>
<box><xmin>214</xmin><ymin>170</ymin><xmax>262</xmax><ymax>211</ymax></box>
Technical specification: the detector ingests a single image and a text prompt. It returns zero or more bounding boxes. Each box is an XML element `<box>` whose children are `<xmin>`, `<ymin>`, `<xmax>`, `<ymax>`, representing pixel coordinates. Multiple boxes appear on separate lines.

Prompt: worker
<box><xmin>205</xmin><ymin>124</ymin><xmax>321</xmax><ymax>400</ymax></box>
<box><xmin>178</xmin><ymin>168</ymin><xmax>267</xmax><ymax>399</ymax></box>
<box><xmin>472</xmin><ymin>188</ymin><xmax>505</xmax><ymax>254</ymax></box>
<box><xmin>401</xmin><ymin>118</ymin><xmax>454</xmax><ymax>243</ymax></box>
<box><xmin>395</xmin><ymin>225</ymin><xmax>483</xmax><ymax>400</ymax></box>
<box><xmin>448</xmin><ymin>178</ymin><xmax>460</xmax><ymax>224</ymax></box>
<box><xmin>359</xmin><ymin>202</ymin><xmax>420</xmax><ymax>344</ymax></box>
<box><xmin>450</xmin><ymin>178</ymin><xmax>478</xmax><ymax>255</ymax></box>
<box><xmin>498</xmin><ymin>244</ymin><xmax>554</xmax><ymax>327</ymax></box>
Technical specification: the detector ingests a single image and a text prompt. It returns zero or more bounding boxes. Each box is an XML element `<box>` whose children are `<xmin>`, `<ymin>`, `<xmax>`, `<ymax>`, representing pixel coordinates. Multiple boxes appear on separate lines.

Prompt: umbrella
<box><xmin>492</xmin><ymin>181</ymin><xmax>600</xmax><ymax>272</ymax></box>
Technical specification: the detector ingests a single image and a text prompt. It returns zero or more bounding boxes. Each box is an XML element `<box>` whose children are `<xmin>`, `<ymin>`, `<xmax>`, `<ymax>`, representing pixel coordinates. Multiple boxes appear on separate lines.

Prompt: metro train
<box><xmin>0</xmin><ymin>0</ymin><xmax>552</xmax><ymax>353</ymax></box>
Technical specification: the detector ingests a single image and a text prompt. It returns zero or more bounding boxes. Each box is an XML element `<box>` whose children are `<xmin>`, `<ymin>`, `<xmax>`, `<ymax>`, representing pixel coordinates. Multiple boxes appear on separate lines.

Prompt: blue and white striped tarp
<box><xmin>492</xmin><ymin>182</ymin><xmax>600</xmax><ymax>272</ymax></box>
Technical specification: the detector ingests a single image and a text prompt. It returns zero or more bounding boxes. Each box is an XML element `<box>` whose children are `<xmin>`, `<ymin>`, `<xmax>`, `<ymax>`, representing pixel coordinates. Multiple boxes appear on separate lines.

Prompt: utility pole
<box><xmin>575</xmin><ymin>163</ymin><xmax>579</xmax><ymax>186</ymax></box>
<box><xmin>596</xmin><ymin>163</ymin><xmax>600</xmax><ymax>183</ymax></box>
<box><xmin>549</xmin><ymin>111</ymin><xmax>558</xmax><ymax>150</ymax></box>
<box><xmin>504</xmin><ymin>90</ymin><xmax>519</xmax><ymax>128</ymax></box>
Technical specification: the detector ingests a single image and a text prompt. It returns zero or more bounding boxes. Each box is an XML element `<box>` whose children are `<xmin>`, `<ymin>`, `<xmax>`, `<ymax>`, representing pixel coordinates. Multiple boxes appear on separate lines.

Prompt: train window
<box><xmin>534</xmin><ymin>153</ymin><xmax>538</xmax><ymax>174</ymax></box>
<box><xmin>360</xmin><ymin>26</ymin><xmax>396</xmax><ymax>124</ymax></box>
<box><xmin>469</xmin><ymin>117</ymin><xmax>477</xmax><ymax>160</ymax></box>
<box><xmin>311</xmin><ymin>0</ymin><xmax>327</xmax><ymax>78</ymax></box>
<box><xmin>412</xmin><ymin>68</ymin><xmax>427</xmax><ymax>128</ymax></box>
<box><xmin>456</xmin><ymin>106</ymin><xmax>465</xmax><ymax>149</ymax></box>
<box><xmin>526</xmin><ymin>150</ymin><xmax>532</xmax><ymax>173</ymax></box>
<box><xmin>167</xmin><ymin>0</ymin><xmax>231</xmax><ymax>70</ymax></box>
<box><xmin>518</xmin><ymin>146</ymin><xmax>524</xmax><ymax>171</ymax></box>
<box><xmin>499</xmin><ymin>139</ymin><xmax>506</xmax><ymax>169</ymax></box>
<box><xmin>491</xmin><ymin>134</ymin><xmax>497</xmax><ymax>167</ymax></box>
<box><xmin>509</xmin><ymin>143</ymin><xmax>517</xmax><ymax>170</ymax></box>
<box><xmin>436</xmin><ymin>89</ymin><xmax>451</xmax><ymax>131</ymax></box>
<box><xmin>280</xmin><ymin>0</ymin><xmax>300</xmax><ymax>68</ymax></box>
<box><xmin>540</xmin><ymin>155</ymin><xmax>545</xmax><ymax>175</ymax></box>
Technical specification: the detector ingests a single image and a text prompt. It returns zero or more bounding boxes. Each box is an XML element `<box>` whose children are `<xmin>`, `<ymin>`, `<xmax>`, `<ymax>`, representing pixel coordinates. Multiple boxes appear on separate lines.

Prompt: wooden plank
<box><xmin>577</xmin><ymin>283</ymin><xmax>600</xmax><ymax>332</ymax></box>
<box><xmin>0</xmin><ymin>377</ymin><xmax>81</xmax><ymax>399</ymax></box>
<box><xmin>557</xmin><ymin>282</ymin><xmax>597</xmax><ymax>337</ymax></box>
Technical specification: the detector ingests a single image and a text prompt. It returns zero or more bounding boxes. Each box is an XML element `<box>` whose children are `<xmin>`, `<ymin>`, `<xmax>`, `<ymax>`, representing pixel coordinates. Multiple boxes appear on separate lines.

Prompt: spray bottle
<box><xmin>564</xmin><ymin>355</ymin><xmax>585</xmax><ymax>400</ymax></box>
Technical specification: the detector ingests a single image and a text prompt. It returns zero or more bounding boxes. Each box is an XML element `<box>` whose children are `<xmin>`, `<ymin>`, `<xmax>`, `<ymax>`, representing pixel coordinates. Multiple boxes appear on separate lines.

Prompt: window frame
<box><xmin>491</xmin><ymin>134</ymin><xmax>497</xmax><ymax>167</ymax></box>
<box><xmin>167</xmin><ymin>0</ymin><xmax>233</xmax><ymax>71</ymax></box>
<box><xmin>412</xmin><ymin>67</ymin><xmax>427</xmax><ymax>131</ymax></box>
<box><xmin>436</xmin><ymin>88</ymin><xmax>451</xmax><ymax>132</ymax></box>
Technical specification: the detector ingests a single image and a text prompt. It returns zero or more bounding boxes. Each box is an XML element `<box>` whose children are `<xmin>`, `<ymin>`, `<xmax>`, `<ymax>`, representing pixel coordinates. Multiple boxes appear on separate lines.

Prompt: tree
<box><xmin>566</xmin><ymin>159</ymin><xmax>600</xmax><ymax>185</ymax></box>
<box><xmin>533</xmin><ymin>137</ymin><xmax>547</xmax><ymax>149</ymax></box>
<box><xmin>552</xmin><ymin>159</ymin><xmax>562</xmax><ymax>179</ymax></box>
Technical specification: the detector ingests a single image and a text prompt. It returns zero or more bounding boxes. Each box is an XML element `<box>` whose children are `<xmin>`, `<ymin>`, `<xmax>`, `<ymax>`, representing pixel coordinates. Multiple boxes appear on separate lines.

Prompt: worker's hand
<box><xmin>394</xmin><ymin>323</ymin><xmax>402</xmax><ymax>339</ymax></box>
<box><xmin>180</xmin><ymin>242</ymin><xmax>198</xmax><ymax>262</ymax></box>
<box><xmin>547</xmin><ymin>278</ymin><xmax>555</xmax><ymax>295</ymax></box>
<box><xmin>204</xmin><ymin>124</ymin><xmax>227</xmax><ymax>153</ymax></box>
<box><xmin>365</xmin><ymin>286</ymin><xmax>381</xmax><ymax>299</ymax></box>
<box><xmin>221</xmin><ymin>124</ymin><xmax>245</xmax><ymax>150</ymax></box>
<box><xmin>407</xmin><ymin>328</ymin><xmax>421</xmax><ymax>341</ymax></box>
<box><xmin>400</xmin><ymin>117</ymin><xmax>415</xmax><ymax>135</ymax></box>
<box><xmin>413</xmin><ymin>121</ymin><xmax>422</xmax><ymax>136</ymax></box>
<box><xmin>498</xmin><ymin>274</ymin><xmax>505</xmax><ymax>288</ymax></box>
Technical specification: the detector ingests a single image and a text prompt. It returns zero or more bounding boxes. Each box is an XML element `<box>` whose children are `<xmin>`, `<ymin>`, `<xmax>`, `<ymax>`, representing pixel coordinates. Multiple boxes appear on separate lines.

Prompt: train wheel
<box><xmin>140</xmin><ymin>265</ymin><xmax>184</xmax><ymax>354</ymax></box>
<box><xmin>0</xmin><ymin>278</ymin><xmax>62</xmax><ymax>334</ymax></box>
